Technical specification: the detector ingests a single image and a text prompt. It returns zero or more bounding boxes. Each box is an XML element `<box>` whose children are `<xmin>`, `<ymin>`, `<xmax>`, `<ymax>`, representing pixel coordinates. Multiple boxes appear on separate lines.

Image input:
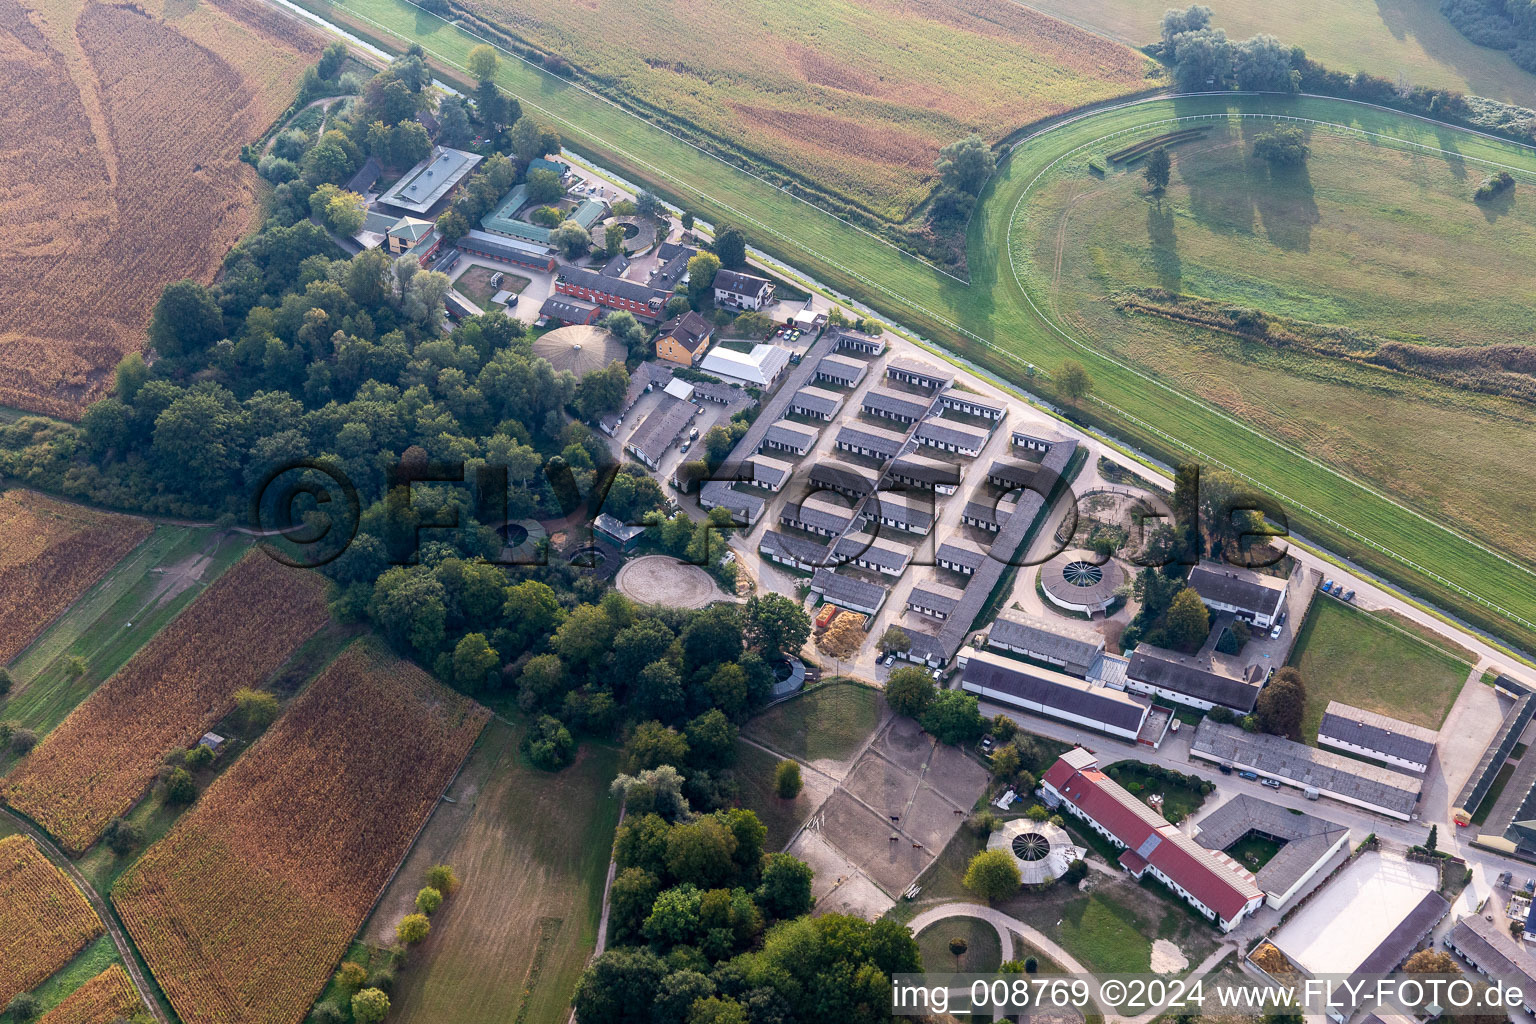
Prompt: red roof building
<box><xmin>1041</xmin><ymin>749</ymin><xmax>1264</xmax><ymax>931</ymax></box>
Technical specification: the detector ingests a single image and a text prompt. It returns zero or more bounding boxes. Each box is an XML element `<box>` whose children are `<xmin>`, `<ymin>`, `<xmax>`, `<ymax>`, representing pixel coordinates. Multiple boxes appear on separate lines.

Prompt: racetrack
<box><xmin>277</xmin><ymin>0</ymin><xmax>1536</xmax><ymax>654</ymax></box>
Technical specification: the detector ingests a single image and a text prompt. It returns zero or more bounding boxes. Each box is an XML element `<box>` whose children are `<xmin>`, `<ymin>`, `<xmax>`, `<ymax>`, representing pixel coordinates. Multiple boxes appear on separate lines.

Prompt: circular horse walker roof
<box><xmin>986</xmin><ymin>819</ymin><xmax>1081</xmax><ymax>885</ymax></box>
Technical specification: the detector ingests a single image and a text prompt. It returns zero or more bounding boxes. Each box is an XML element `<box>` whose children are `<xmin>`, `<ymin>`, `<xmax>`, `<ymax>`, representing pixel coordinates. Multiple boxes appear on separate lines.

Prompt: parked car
<box><xmin>979</xmin><ymin>736</ymin><xmax>995</xmax><ymax>753</ymax></box>
<box><xmin>680</xmin><ymin>442</ymin><xmax>690</xmax><ymax>453</ymax></box>
<box><xmin>689</xmin><ymin>427</ymin><xmax>699</xmax><ymax>439</ymax></box>
<box><xmin>1322</xmin><ymin>580</ymin><xmax>1334</xmax><ymax>593</ymax></box>
<box><xmin>1343</xmin><ymin>589</ymin><xmax>1356</xmax><ymax>602</ymax></box>
<box><xmin>1261</xmin><ymin>778</ymin><xmax>1282</xmax><ymax>789</ymax></box>
<box><xmin>1278</xmin><ymin>610</ymin><xmax>1288</xmax><ymax>625</ymax></box>
<box><xmin>1218</xmin><ymin>764</ymin><xmax>1233</xmax><ymax>775</ymax></box>
<box><xmin>1238</xmin><ymin>770</ymin><xmax>1258</xmax><ymax>780</ymax></box>
<box><xmin>1269</xmin><ymin>624</ymin><xmax>1282</xmax><ymax>639</ymax></box>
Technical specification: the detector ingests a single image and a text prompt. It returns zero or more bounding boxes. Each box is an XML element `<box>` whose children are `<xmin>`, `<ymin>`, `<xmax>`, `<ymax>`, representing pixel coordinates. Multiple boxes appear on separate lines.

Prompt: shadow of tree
<box><xmin>1146</xmin><ymin>201</ymin><xmax>1181</xmax><ymax>292</ymax></box>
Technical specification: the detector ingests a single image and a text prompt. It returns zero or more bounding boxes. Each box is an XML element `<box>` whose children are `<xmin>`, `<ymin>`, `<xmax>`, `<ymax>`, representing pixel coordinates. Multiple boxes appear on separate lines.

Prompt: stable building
<box><xmin>555</xmin><ymin>265</ymin><xmax>666</xmax><ymax>319</ymax></box>
<box><xmin>887</xmin><ymin>451</ymin><xmax>962</xmax><ymax>495</ymax></box>
<box><xmin>815</xmin><ymin>354</ymin><xmax>868</xmax><ymax>389</ymax></box>
<box><xmin>698</xmin><ymin>482</ymin><xmax>765</xmax><ymax>526</ymax></box>
<box><xmin>713</xmin><ymin>268</ymin><xmax>775</xmax><ymax>310</ymax></box>
<box><xmin>906</xmin><ymin>577</ymin><xmax>967</xmax><ymax>620</ymax></box>
<box><xmin>962</xmin><ymin>495</ymin><xmax>1017</xmax><ymax>533</ymax></box>
<box><xmin>867</xmin><ymin>491</ymin><xmax>934</xmax><ymax>536</ymax></box>
<box><xmin>1125</xmin><ymin>645</ymin><xmax>1262</xmax><ymax>714</ymax></box>
<box><xmin>1187</xmin><ymin>563</ymin><xmax>1290</xmax><ymax>630</ymax></box>
<box><xmin>759</xmin><ymin>530</ymin><xmax>831</xmax><ymax>572</ymax></box>
<box><xmin>458</xmin><ymin>229</ymin><xmax>559</xmax><ymax>273</ymax></box>
<box><xmin>833</xmin><ymin>327</ymin><xmax>887</xmax><ymax>356</ymax></box>
<box><xmin>698</xmin><ymin>344</ymin><xmax>790</xmax><ymax>387</ymax></box>
<box><xmin>376</xmin><ymin>146</ymin><xmax>483</xmax><ymax>215</ymax></box>
<box><xmin>835</xmin><ymin>422</ymin><xmax>909</xmax><ymax>462</ymax></box>
<box><xmin>935</xmin><ymin>536</ymin><xmax>989</xmax><ymax>577</ymax></box>
<box><xmin>1445</xmin><ymin>915</ymin><xmax>1536</xmax><ymax>1014</ymax></box>
<box><xmin>1317</xmin><ymin>701</ymin><xmax>1437</xmax><ymax>774</ymax></box>
<box><xmin>625</xmin><ymin>396</ymin><xmax>694</xmax><ymax>469</ymax></box>
<box><xmin>742</xmin><ymin>454</ymin><xmax>794</xmax><ymax>493</ymax></box>
<box><xmin>761</xmin><ymin>419</ymin><xmax>819</xmax><ymax>456</ymax></box>
<box><xmin>915</xmin><ymin>417</ymin><xmax>989</xmax><ymax>458</ymax></box>
<box><xmin>810</xmin><ymin>569</ymin><xmax>888</xmax><ymax>616</ymax></box>
<box><xmin>780</xmin><ymin>494</ymin><xmax>862</xmax><ymax>537</ymax></box>
<box><xmin>940</xmin><ymin>389</ymin><xmax>1006</xmax><ymax>422</ymax></box>
<box><xmin>539</xmin><ymin>296</ymin><xmax>601</xmax><ymax>326</ymax></box>
<box><xmin>807</xmin><ymin>459</ymin><xmax>879</xmax><ymax>500</ymax></box>
<box><xmin>885</xmin><ymin>357</ymin><xmax>954</xmax><ymax>392</ymax></box>
<box><xmin>656</xmin><ymin>311</ymin><xmax>715</xmax><ymax>366</ymax></box>
<box><xmin>789</xmin><ymin>385</ymin><xmax>845</xmax><ymax>421</ymax></box>
<box><xmin>1011</xmin><ymin>427</ymin><xmax>1068</xmax><ymax>454</ymax></box>
<box><xmin>961</xmin><ymin>651</ymin><xmax>1148</xmax><ymax>742</ymax></box>
<box><xmin>862</xmin><ymin>386</ymin><xmax>931</xmax><ymax>424</ymax></box>
<box><xmin>1042</xmin><ymin>749</ymin><xmax>1265</xmax><ymax>931</ymax></box>
<box><xmin>833</xmin><ymin>532</ymin><xmax>912</xmax><ymax>577</ymax></box>
<box><xmin>986</xmin><ymin>611</ymin><xmax>1105</xmax><ymax>676</ymax></box>
<box><xmin>1191</xmin><ymin>794</ymin><xmax>1350</xmax><ymax>909</ymax></box>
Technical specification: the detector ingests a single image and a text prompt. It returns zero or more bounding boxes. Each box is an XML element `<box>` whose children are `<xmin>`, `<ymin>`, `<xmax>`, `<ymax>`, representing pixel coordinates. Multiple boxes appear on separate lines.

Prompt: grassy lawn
<box><xmin>1054</xmin><ymin>891</ymin><xmax>1153</xmax><ymax>974</ymax></box>
<box><xmin>1472</xmin><ymin>761</ymin><xmax>1518</xmax><ymax>826</ymax></box>
<box><xmin>916</xmin><ymin>916</ymin><xmax>1004</xmax><ymax>973</ymax></box>
<box><xmin>1287</xmin><ymin>598</ymin><xmax>1474</xmax><ymax>738</ymax></box>
<box><xmin>377</xmin><ymin>720</ymin><xmax>622</xmax><ymax>1024</ymax></box>
<box><xmin>0</xmin><ymin>934</ymin><xmax>121</xmax><ymax>1024</ymax></box>
<box><xmin>743</xmin><ymin>682</ymin><xmax>882</xmax><ymax>764</ymax></box>
<box><xmin>455</xmin><ymin>264</ymin><xmax>530</xmax><ymax>310</ymax></box>
<box><xmin>1224</xmin><ymin>833</ymin><xmax>1285</xmax><ymax>872</ymax></box>
<box><xmin>0</xmin><ymin>529</ymin><xmax>246</xmax><ymax>772</ymax></box>
<box><xmin>733</xmin><ymin>740</ymin><xmax>817</xmax><ymax>851</ymax></box>
<box><xmin>1103</xmin><ymin>762</ymin><xmax>1207</xmax><ymax>824</ymax></box>
<box><xmin>279</xmin><ymin>0</ymin><xmax>1536</xmax><ymax>659</ymax></box>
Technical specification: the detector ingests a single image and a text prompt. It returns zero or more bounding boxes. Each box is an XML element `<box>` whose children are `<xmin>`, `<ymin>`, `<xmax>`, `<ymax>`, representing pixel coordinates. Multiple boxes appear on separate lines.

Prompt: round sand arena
<box><xmin>616</xmin><ymin>555</ymin><xmax>720</xmax><ymax>609</ymax></box>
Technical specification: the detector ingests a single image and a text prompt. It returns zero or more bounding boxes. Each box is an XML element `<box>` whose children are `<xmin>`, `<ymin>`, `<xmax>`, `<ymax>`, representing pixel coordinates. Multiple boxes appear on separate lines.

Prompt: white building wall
<box><xmin>1316</xmin><ymin>734</ymin><xmax>1429</xmax><ymax>774</ymax></box>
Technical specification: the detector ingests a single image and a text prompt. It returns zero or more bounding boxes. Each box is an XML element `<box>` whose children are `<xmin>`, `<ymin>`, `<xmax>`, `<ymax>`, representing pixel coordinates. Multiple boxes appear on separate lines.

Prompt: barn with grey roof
<box><xmin>987</xmin><ymin>611</ymin><xmax>1105</xmax><ymax>675</ymax></box>
<box><xmin>789</xmin><ymin>385</ymin><xmax>845</xmax><ymax>421</ymax></box>
<box><xmin>915</xmin><ymin>417</ymin><xmax>989</xmax><ymax>457</ymax></box>
<box><xmin>807</xmin><ymin>459</ymin><xmax>879</xmax><ymax>499</ymax></box>
<box><xmin>959</xmin><ymin>649</ymin><xmax>1148</xmax><ymax>741</ymax></box>
<box><xmin>759</xmin><ymin>530</ymin><xmax>831</xmax><ymax>571</ymax></box>
<box><xmin>780</xmin><ymin>494</ymin><xmax>862</xmax><ymax>536</ymax></box>
<box><xmin>935</xmin><ymin>536</ymin><xmax>989</xmax><ymax>577</ymax></box>
<box><xmin>1192</xmin><ymin>794</ymin><xmax>1350</xmax><ymax>908</ymax></box>
<box><xmin>1317</xmin><ymin>701</ymin><xmax>1437</xmax><ymax>774</ymax></box>
<box><xmin>761</xmin><ymin>419</ymin><xmax>819</xmax><ymax>456</ymax></box>
<box><xmin>886</xmin><ymin>358</ymin><xmax>954</xmax><ymax>391</ymax></box>
<box><xmin>906</xmin><ymin>577</ymin><xmax>967</xmax><ymax>619</ymax></box>
<box><xmin>835</xmin><ymin>422</ymin><xmax>910</xmax><ymax>461</ymax></box>
<box><xmin>888</xmin><ymin>450</ymin><xmax>962</xmax><ymax>493</ymax></box>
<box><xmin>940</xmin><ymin>389</ymin><xmax>1006</xmax><ymax>421</ymax></box>
<box><xmin>1126</xmin><ymin>646</ymin><xmax>1262</xmax><ymax>713</ymax></box>
<box><xmin>814</xmin><ymin>354</ymin><xmax>868</xmax><ymax>388</ymax></box>
<box><xmin>867</xmin><ymin>491</ymin><xmax>935</xmax><ymax>535</ymax></box>
<box><xmin>833</xmin><ymin>533</ymin><xmax>912</xmax><ymax>577</ymax></box>
<box><xmin>862</xmin><ymin>386</ymin><xmax>931</xmax><ymax>423</ymax></box>
<box><xmin>810</xmin><ymin>569</ymin><xmax>888</xmax><ymax>615</ymax></box>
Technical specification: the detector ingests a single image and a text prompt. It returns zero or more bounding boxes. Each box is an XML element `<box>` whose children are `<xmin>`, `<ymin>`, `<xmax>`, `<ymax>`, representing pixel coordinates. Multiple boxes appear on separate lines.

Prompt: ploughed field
<box><xmin>448</xmin><ymin>0</ymin><xmax>1155</xmax><ymax>221</ymax></box>
<box><xmin>1015</xmin><ymin>121</ymin><xmax>1536</xmax><ymax>565</ymax></box>
<box><xmin>0</xmin><ymin>0</ymin><xmax>314</xmax><ymax>418</ymax></box>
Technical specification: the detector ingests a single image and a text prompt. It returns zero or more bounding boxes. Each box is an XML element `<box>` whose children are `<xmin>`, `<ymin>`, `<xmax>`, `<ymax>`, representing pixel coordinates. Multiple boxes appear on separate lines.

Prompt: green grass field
<box><xmin>286</xmin><ymin>0</ymin><xmax>1536</xmax><ymax>655</ymax></box>
<box><xmin>1053</xmin><ymin>891</ymin><xmax>1154</xmax><ymax>974</ymax></box>
<box><xmin>1224</xmin><ymin>833</ymin><xmax>1284</xmax><ymax>871</ymax></box>
<box><xmin>743</xmin><ymin>682</ymin><xmax>883</xmax><ymax>764</ymax></box>
<box><xmin>1287</xmin><ymin>597</ymin><xmax>1474</xmax><ymax>737</ymax></box>
<box><xmin>381</xmin><ymin>720</ymin><xmax>621</xmax><ymax>1024</ymax></box>
<box><xmin>1021</xmin><ymin>0</ymin><xmax>1536</xmax><ymax>104</ymax></box>
<box><xmin>732</xmin><ymin>740</ymin><xmax>819</xmax><ymax>850</ymax></box>
<box><xmin>916</xmin><ymin>916</ymin><xmax>1004</xmax><ymax>973</ymax></box>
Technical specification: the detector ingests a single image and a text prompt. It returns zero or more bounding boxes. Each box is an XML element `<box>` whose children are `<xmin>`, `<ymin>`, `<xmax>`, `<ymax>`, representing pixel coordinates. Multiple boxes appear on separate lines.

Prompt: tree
<box><xmin>467</xmin><ymin>44</ymin><xmax>499</xmax><ymax>83</ymax></box>
<box><xmin>755</xmin><ymin>852</ymin><xmax>813</xmax><ymax>919</ymax></box>
<box><xmin>551</xmin><ymin>219</ymin><xmax>592</xmax><ymax>259</ymax></box>
<box><xmin>426</xmin><ymin>863</ymin><xmax>459</xmax><ymax>895</ymax></box>
<box><xmin>475</xmin><ymin>79</ymin><xmax>509</xmax><ymax>128</ymax></box>
<box><xmin>335</xmin><ymin>961</ymin><xmax>368</xmax><ymax>995</ymax></box>
<box><xmin>1144</xmin><ymin>148</ymin><xmax>1172</xmax><ymax>197</ymax></box>
<box><xmin>6</xmin><ymin>994</ymin><xmax>38</xmax><ymax>1024</ymax></box>
<box><xmin>686</xmin><ymin>251</ymin><xmax>721</xmax><ymax>306</ymax></box>
<box><xmin>437</xmin><ymin>95</ymin><xmax>473</xmax><ymax>147</ymax></box>
<box><xmin>625</xmin><ymin>721</ymin><xmax>690</xmax><ymax>773</ymax></box>
<box><xmin>935</xmin><ymin>135</ymin><xmax>996</xmax><ymax>196</ymax></box>
<box><xmin>963</xmin><ymin>848</ymin><xmax>1021</xmax><ymax>902</ymax></box>
<box><xmin>397</xmin><ymin>912</ymin><xmax>431</xmax><ymax>944</ymax></box>
<box><xmin>885</xmin><ymin>666</ymin><xmax>936</xmax><ymax>718</ymax></box>
<box><xmin>921</xmin><ymin>689</ymin><xmax>984</xmax><ymax>745</ymax></box>
<box><xmin>605</xmin><ymin>222</ymin><xmax>626</xmax><ymax>258</ymax></box>
<box><xmin>575</xmin><ymin>361</ymin><xmax>629</xmax><ymax>421</ymax></box>
<box><xmin>326</xmin><ymin>190</ymin><xmax>367</xmax><ymax>236</ymax></box>
<box><xmin>1165</xmin><ymin>587</ymin><xmax>1211</xmax><ymax>650</ymax></box>
<box><xmin>774</xmin><ymin>759</ymin><xmax>803</xmax><ymax>799</ymax></box>
<box><xmin>164</xmin><ymin>767</ymin><xmax>197</xmax><ymax>805</ymax></box>
<box><xmin>0</xmin><ymin>669</ymin><xmax>11</xmax><ymax>697</ymax></box>
<box><xmin>1160</xmin><ymin>4</ymin><xmax>1212</xmax><ymax>48</ymax></box>
<box><xmin>525</xmin><ymin>167</ymin><xmax>565</xmax><ymax>204</ymax></box>
<box><xmin>149</xmin><ymin>280</ymin><xmax>224</xmax><ymax>356</ymax></box>
<box><xmin>1057</xmin><ymin>359</ymin><xmax>1092</xmax><ymax>403</ymax></box>
<box><xmin>745</xmin><ymin>593</ymin><xmax>811</xmax><ymax>659</ymax></box>
<box><xmin>1253</xmin><ymin>125</ymin><xmax>1310</xmax><ymax>166</ymax></box>
<box><xmin>1256</xmin><ymin>666</ymin><xmax>1306</xmax><ymax>738</ymax></box>
<box><xmin>1234</xmin><ymin>34</ymin><xmax>1298</xmax><ymax>91</ymax></box>
<box><xmin>318</xmin><ymin>40</ymin><xmax>347</xmax><ymax>80</ymax></box>
<box><xmin>1404</xmin><ymin>949</ymin><xmax>1461</xmax><ymax>975</ymax></box>
<box><xmin>1169</xmin><ymin>27</ymin><xmax>1233</xmax><ymax>91</ymax></box>
<box><xmin>713</xmin><ymin>225</ymin><xmax>748</xmax><ymax>268</ymax></box>
<box><xmin>524</xmin><ymin>714</ymin><xmax>576</xmax><ymax>769</ymax></box>
<box><xmin>685</xmin><ymin>709</ymin><xmax>738</xmax><ymax>767</ymax></box>
<box><xmin>416</xmin><ymin>886</ymin><xmax>443</xmax><ymax>913</ymax></box>
<box><xmin>1427</xmin><ymin>824</ymin><xmax>1439</xmax><ymax>852</ymax></box>
<box><xmin>949</xmin><ymin>936</ymin><xmax>969</xmax><ymax>969</ymax></box>
<box><xmin>104</xmin><ymin>816</ymin><xmax>144</xmax><ymax>856</ymax></box>
<box><xmin>573</xmin><ymin>948</ymin><xmax>667</xmax><ymax>1024</ymax></box>
<box><xmin>509</xmin><ymin>115</ymin><xmax>560</xmax><ymax>163</ymax></box>
<box><xmin>635</xmin><ymin>191</ymin><xmax>663</xmax><ymax>219</ymax></box>
<box><xmin>352</xmin><ymin>988</ymin><xmax>391</xmax><ymax>1024</ymax></box>
<box><xmin>680</xmin><ymin>211</ymin><xmax>695</xmax><ymax>231</ymax></box>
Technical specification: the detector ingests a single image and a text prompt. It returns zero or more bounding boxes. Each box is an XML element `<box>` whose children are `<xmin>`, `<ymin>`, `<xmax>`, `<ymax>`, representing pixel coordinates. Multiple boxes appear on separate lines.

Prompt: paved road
<box><xmin>1</xmin><ymin>807</ymin><xmax>167</xmax><ymax>1024</ymax></box>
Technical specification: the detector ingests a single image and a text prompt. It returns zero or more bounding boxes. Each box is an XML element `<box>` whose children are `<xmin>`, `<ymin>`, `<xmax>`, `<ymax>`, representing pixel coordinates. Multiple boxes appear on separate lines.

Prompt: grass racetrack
<box><xmin>284</xmin><ymin>0</ymin><xmax>1536</xmax><ymax>653</ymax></box>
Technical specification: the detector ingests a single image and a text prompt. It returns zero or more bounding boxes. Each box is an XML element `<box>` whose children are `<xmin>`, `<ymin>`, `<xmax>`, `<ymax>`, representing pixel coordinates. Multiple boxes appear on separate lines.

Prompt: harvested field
<box><xmin>34</xmin><ymin>965</ymin><xmax>140</xmax><ymax>1024</ymax></box>
<box><xmin>2</xmin><ymin>553</ymin><xmax>330</xmax><ymax>853</ymax></box>
<box><xmin>0</xmin><ymin>834</ymin><xmax>104</xmax><ymax>1008</ymax></box>
<box><xmin>0</xmin><ymin>489</ymin><xmax>151</xmax><ymax>664</ymax></box>
<box><xmin>113</xmin><ymin>642</ymin><xmax>489</xmax><ymax>1024</ymax></box>
<box><xmin>450</xmin><ymin>0</ymin><xmax>1155</xmax><ymax>220</ymax></box>
<box><xmin>0</xmin><ymin>0</ymin><xmax>315</xmax><ymax>417</ymax></box>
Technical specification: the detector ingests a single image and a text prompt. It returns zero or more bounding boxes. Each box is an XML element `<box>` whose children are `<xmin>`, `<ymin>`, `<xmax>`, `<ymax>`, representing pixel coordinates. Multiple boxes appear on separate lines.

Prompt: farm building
<box><xmin>862</xmin><ymin>386</ymin><xmax>931</xmax><ymax>424</ymax></box>
<box><xmin>593</xmin><ymin>513</ymin><xmax>645</xmax><ymax>551</ymax></box>
<box><xmin>960</xmin><ymin>651</ymin><xmax>1148</xmax><ymax>741</ymax></box>
<box><xmin>1041</xmin><ymin>749</ymin><xmax>1265</xmax><ymax>931</ymax></box>
<box><xmin>532</xmin><ymin>325</ymin><xmax>627</xmax><ymax>379</ymax></box>
<box><xmin>555</xmin><ymin>266</ymin><xmax>668</xmax><ymax>319</ymax></box>
<box><xmin>376</xmin><ymin>146</ymin><xmax>483</xmax><ymax>215</ymax></box>
<box><xmin>915</xmin><ymin>417</ymin><xmax>989</xmax><ymax>457</ymax></box>
<box><xmin>650</xmin><ymin>241</ymin><xmax>699</xmax><ymax>290</ymax></box>
<box><xmin>1452</xmin><ymin>683</ymin><xmax>1536</xmax><ymax>825</ymax></box>
<box><xmin>385</xmin><ymin>216</ymin><xmax>437</xmax><ymax>257</ymax></box>
<box><xmin>835</xmin><ymin>422</ymin><xmax>909</xmax><ymax>462</ymax></box>
<box><xmin>1039</xmin><ymin>549</ymin><xmax>1125</xmax><ymax>615</ymax></box>
<box><xmin>698</xmin><ymin>344</ymin><xmax>790</xmax><ymax>386</ymax></box>
<box><xmin>1316</xmin><ymin>701</ymin><xmax>1437</xmax><ymax>774</ymax></box>
<box><xmin>656</xmin><ymin>311</ymin><xmax>714</xmax><ymax>365</ymax></box>
<box><xmin>867</xmin><ymin>491</ymin><xmax>935</xmax><ymax>536</ymax></box>
<box><xmin>742</xmin><ymin>454</ymin><xmax>794</xmax><ymax>492</ymax></box>
<box><xmin>1190</xmin><ymin>719</ymin><xmax>1423</xmax><ymax>820</ymax></box>
<box><xmin>808</xmin><ymin>459</ymin><xmax>879</xmax><ymax>499</ymax></box>
<box><xmin>759</xmin><ymin>530</ymin><xmax>831</xmax><ymax>572</ymax></box>
<box><xmin>458</xmin><ymin>229</ymin><xmax>559</xmax><ymax>273</ymax></box>
<box><xmin>625</xmin><ymin>396</ymin><xmax>694</xmax><ymax>469</ymax></box>
<box><xmin>940</xmin><ymin>389</ymin><xmax>1006</xmax><ymax>421</ymax></box>
<box><xmin>780</xmin><ymin>494</ymin><xmax>862</xmax><ymax>537</ymax></box>
<box><xmin>906</xmin><ymin>577</ymin><xmax>967</xmax><ymax>620</ymax></box>
<box><xmin>713</xmin><ymin>268</ymin><xmax>775</xmax><ymax>310</ymax></box>
<box><xmin>1187</xmin><ymin>563</ymin><xmax>1289</xmax><ymax>630</ymax></box>
<box><xmin>986</xmin><ymin>611</ymin><xmax>1105</xmax><ymax>675</ymax></box>
<box><xmin>815</xmin><ymin>354</ymin><xmax>868</xmax><ymax>388</ymax></box>
<box><xmin>1444</xmin><ymin>915</ymin><xmax>1536</xmax><ymax>1013</ymax></box>
<box><xmin>698</xmin><ymin>482</ymin><xmax>765</xmax><ymax>526</ymax></box>
<box><xmin>1125</xmin><ymin>645</ymin><xmax>1259</xmax><ymax>713</ymax></box>
<box><xmin>810</xmin><ymin>569</ymin><xmax>888</xmax><ymax>616</ymax></box>
<box><xmin>539</xmin><ymin>296</ymin><xmax>601</xmax><ymax>326</ymax></box>
<box><xmin>888</xmin><ymin>450</ymin><xmax>962</xmax><ymax>495</ymax></box>
<box><xmin>986</xmin><ymin>458</ymin><xmax>1051</xmax><ymax>492</ymax></box>
<box><xmin>789</xmin><ymin>385</ymin><xmax>845</xmax><ymax>421</ymax></box>
<box><xmin>935</xmin><ymin>536</ymin><xmax>989</xmax><ymax>576</ymax></box>
<box><xmin>481</xmin><ymin>183</ymin><xmax>607</xmax><ymax>244</ymax></box>
<box><xmin>885</xmin><ymin>357</ymin><xmax>954</xmax><ymax>392</ymax></box>
<box><xmin>1191</xmin><ymin>795</ymin><xmax>1349</xmax><ymax>909</ymax></box>
<box><xmin>761</xmin><ymin>419</ymin><xmax>819</xmax><ymax>456</ymax></box>
<box><xmin>832</xmin><ymin>327</ymin><xmax>887</xmax><ymax>356</ymax></box>
<box><xmin>833</xmin><ymin>532</ymin><xmax>912</xmax><ymax>577</ymax></box>
<box><xmin>1011</xmin><ymin>426</ymin><xmax>1068</xmax><ymax>454</ymax></box>
<box><xmin>962</xmin><ymin>495</ymin><xmax>1017</xmax><ymax>533</ymax></box>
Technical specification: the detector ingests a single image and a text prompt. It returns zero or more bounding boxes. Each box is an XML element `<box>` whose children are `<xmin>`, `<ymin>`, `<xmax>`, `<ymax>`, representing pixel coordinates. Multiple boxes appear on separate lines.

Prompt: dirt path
<box><xmin>262</xmin><ymin>94</ymin><xmax>350</xmax><ymax>156</ymax></box>
<box><xmin>0</xmin><ymin>806</ymin><xmax>168</xmax><ymax>1024</ymax></box>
